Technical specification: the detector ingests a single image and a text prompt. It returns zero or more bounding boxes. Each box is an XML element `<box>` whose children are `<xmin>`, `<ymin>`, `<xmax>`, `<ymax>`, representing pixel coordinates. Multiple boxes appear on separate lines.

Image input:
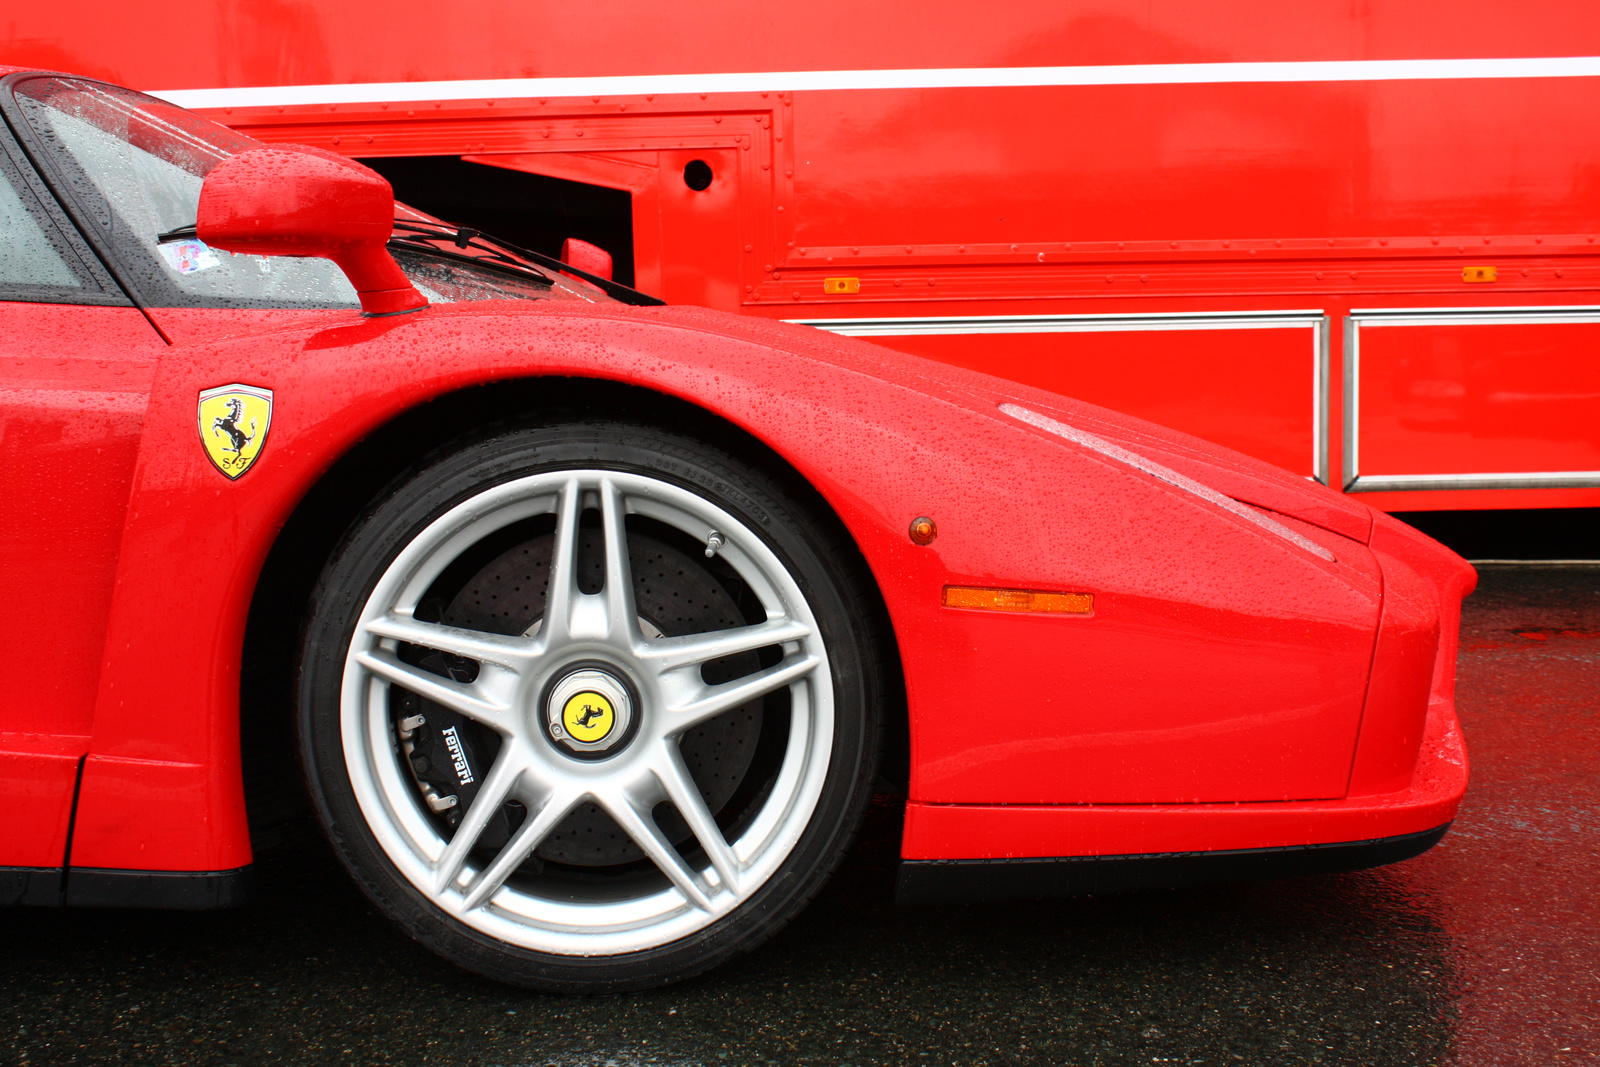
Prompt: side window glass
<box><xmin>0</xmin><ymin>162</ymin><xmax>82</xmax><ymax>288</ymax></box>
<box><xmin>0</xmin><ymin>145</ymin><xmax>114</xmax><ymax>303</ymax></box>
<box><xmin>12</xmin><ymin>78</ymin><xmax>358</xmax><ymax>309</ymax></box>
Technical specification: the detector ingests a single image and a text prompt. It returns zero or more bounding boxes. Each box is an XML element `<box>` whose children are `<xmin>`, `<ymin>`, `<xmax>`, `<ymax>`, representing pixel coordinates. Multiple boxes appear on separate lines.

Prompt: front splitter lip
<box><xmin>901</xmin><ymin>693</ymin><xmax>1467</xmax><ymax>863</ymax></box>
<box><xmin>895</xmin><ymin>822</ymin><xmax>1452</xmax><ymax>904</ymax></box>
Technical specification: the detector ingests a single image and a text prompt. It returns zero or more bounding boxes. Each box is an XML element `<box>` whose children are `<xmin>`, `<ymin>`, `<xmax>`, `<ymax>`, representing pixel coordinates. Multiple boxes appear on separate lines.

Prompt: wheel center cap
<box><xmin>545</xmin><ymin>667</ymin><xmax>635</xmax><ymax>758</ymax></box>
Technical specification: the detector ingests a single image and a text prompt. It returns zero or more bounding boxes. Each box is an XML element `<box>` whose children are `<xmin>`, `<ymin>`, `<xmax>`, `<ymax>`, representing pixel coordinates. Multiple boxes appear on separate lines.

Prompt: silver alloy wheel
<box><xmin>339</xmin><ymin>469</ymin><xmax>833</xmax><ymax>955</ymax></box>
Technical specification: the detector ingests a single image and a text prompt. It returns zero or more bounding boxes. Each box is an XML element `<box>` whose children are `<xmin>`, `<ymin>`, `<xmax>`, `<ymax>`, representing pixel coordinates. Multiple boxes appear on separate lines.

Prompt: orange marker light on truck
<box><xmin>942</xmin><ymin>586</ymin><xmax>1094</xmax><ymax>614</ymax></box>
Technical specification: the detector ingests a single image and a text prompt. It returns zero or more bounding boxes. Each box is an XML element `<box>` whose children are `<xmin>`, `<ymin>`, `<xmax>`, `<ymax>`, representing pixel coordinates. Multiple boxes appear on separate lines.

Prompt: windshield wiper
<box><xmin>391</xmin><ymin>222</ymin><xmax>533</xmax><ymax>273</ymax></box>
<box><xmin>155</xmin><ymin>224</ymin><xmax>199</xmax><ymax>244</ymax></box>
<box><xmin>392</xmin><ymin>220</ymin><xmax>665</xmax><ymax>307</ymax></box>
<box><xmin>386</xmin><ymin>236</ymin><xmax>556</xmax><ymax>289</ymax></box>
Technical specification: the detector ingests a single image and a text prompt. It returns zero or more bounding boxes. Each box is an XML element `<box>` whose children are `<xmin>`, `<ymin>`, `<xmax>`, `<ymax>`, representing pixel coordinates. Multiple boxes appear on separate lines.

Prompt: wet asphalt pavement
<box><xmin>4</xmin><ymin>565</ymin><xmax>1596</xmax><ymax>1067</ymax></box>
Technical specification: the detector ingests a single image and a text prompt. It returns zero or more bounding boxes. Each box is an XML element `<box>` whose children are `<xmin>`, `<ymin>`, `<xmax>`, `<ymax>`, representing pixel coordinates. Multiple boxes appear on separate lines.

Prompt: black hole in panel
<box><xmin>683</xmin><ymin>159</ymin><xmax>713</xmax><ymax>192</ymax></box>
<box><xmin>1393</xmin><ymin>507</ymin><xmax>1600</xmax><ymax>560</ymax></box>
<box><xmin>357</xmin><ymin>155</ymin><xmax>635</xmax><ymax>287</ymax></box>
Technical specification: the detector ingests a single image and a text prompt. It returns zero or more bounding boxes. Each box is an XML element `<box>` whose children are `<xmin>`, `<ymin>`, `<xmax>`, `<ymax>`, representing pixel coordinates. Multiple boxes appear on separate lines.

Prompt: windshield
<box><xmin>11</xmin><ymin>77</ymin><xmax>598</xmax><ymax>309</ymax></box>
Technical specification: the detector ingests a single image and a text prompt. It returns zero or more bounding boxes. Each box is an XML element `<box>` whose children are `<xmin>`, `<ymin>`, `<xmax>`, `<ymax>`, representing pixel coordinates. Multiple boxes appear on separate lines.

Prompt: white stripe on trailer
<box><xmin>149</xmin><ymin>56</ymin><xmax>1600</xmax><ymax>109</ymax></box>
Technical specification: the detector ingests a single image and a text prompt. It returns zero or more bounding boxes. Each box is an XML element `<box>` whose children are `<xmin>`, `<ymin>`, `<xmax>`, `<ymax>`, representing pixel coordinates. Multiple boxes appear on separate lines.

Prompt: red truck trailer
<box><xmin>6</xmin><ymin>1</ymin><xmax>1600</xmax><ymax>512</ymax></box>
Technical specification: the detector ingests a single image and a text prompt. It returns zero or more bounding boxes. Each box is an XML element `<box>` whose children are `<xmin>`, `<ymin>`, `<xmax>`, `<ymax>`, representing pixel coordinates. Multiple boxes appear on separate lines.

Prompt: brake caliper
<box><xmin>393</xmin><ymin>688</ymin><xmax>516</xmax><ymax>851</ymax></box>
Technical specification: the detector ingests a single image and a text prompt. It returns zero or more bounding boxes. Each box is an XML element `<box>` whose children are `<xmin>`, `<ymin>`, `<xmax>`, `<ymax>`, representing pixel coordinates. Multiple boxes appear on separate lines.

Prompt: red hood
<box><xmin>640</xmin><ymin>310</ymin><xmax>1379</xmax><ymax>545</ymax></box>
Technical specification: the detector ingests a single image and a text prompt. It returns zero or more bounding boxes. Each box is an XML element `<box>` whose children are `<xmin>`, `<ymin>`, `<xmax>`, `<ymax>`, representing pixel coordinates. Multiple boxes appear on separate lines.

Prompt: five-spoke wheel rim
<box><xmin>340</xmin><ymin>469</ymin><xmax>834</xmax><ymax>955</ymax></box>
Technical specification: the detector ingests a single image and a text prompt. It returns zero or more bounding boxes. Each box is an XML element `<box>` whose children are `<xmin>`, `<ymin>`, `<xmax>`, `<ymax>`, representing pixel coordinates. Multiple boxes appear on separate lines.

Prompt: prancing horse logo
<box><xmin>212</xmin><ymin>397</ymin><xmax>256</xmax><ymax>460</ymax></box>
<box><xmin>197</xmin><ymin>383</ymin><xmax>273</xmax><ymax>479</ymax></box>
<box><xmin>562</xmin><ymin>691</ymin><xmax>616</xmax><ymax>744</ymax></box>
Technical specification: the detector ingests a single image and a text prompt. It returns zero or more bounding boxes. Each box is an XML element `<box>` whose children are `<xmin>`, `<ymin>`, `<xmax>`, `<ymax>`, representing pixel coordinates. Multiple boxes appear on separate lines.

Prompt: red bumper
<box><xmin>901</xmin><ymin>686</ymin><xmax>1467</xmax><ymax>859</ymax></box>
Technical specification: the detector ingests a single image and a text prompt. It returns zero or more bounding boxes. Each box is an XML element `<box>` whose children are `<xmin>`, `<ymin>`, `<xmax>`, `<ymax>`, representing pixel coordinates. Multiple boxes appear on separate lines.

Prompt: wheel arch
<box><xmin>239</xmin><ymin>374</ymin><xmax>909</xmax><ymax>851</ymax></box>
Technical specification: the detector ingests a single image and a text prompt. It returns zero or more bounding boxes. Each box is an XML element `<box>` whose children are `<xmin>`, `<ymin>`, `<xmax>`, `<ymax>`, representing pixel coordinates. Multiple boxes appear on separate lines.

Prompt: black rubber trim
<box><xmin>59</xmin><ymin>752</ymin><xmax>87</xmax><ymax>905</ymax></box>
<box><xmin>0</xmin><ymin>867</ymin><xmax>65</xmax><ymax>907</ymax></box>
<box><xmin>895</xmin><ymin>823</ymin><xmax>1451</xmax><ymax>904</ymax></box>
<box><xmin>63</xmin><ymin>865</ymin><xmax>256</xmax><ymax>910</ymax></box>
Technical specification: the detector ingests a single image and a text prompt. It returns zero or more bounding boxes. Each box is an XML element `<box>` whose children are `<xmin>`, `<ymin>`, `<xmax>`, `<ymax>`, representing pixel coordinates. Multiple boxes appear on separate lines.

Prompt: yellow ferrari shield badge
<box><xmin>198</xmin><ymin>383</ymin><xmax>273</xmax><ymax>479</ymax></box>
<box><xmin>563</xmin><ymin>691</ymin><xmax>616</xmax><ymax>744</ymax></box>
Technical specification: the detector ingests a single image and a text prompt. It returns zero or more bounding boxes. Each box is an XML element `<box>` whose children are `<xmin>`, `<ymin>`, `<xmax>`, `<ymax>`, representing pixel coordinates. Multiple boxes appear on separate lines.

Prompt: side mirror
<box><xmin>560</xmin><ymin>238</ymin><xmax>613</xmax><ymax>282</ymax></box>
<box><xmin>197</xmin><ymin>145</ymin><xmax>427</xmax><ymax>316</ymax></box>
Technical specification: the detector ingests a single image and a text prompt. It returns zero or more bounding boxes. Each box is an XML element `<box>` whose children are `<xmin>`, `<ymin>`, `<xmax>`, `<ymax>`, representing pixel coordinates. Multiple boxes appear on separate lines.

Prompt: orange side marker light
<box><xmin>824</xmin><ymin>277</ymin><xmax>861</xmax><ymax>294</ymax></box>
<box><xmin>942</xmin><ymin>586</ymin><xmax>1094</xmax><ymax>615</ymax></box>
<box><xmin>1462</xmin><ymin>266</ymin><xmax>1497</xmax><ymax>283</ymax></box>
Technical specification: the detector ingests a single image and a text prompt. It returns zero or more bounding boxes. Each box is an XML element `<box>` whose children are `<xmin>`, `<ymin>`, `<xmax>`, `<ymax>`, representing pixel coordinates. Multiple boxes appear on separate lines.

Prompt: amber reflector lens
<box><xmin>942</xmin><ymin>586</ymin><xmax>1094</xmax><ymax>614</ymax></box>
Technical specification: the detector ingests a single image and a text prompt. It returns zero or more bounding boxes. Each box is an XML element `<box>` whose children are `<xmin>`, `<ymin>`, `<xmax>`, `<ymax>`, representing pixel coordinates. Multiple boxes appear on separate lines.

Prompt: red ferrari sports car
<box><xmin>0</xmin><ymin>70</ymin><xmax>1474</xmax><ymax>991</ymax></box>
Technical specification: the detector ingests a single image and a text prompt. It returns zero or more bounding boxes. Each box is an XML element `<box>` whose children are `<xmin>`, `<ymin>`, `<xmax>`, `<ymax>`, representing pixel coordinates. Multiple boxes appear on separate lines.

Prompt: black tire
<box><xmin>297</xmin><ymin>419</ymin><xmax>884</xmax><ymax>991</ymax></box>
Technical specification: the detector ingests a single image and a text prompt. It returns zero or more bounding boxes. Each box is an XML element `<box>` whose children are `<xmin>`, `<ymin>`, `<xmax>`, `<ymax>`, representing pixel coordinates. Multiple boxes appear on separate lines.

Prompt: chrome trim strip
<box><xmin>1349</xmin><ymin>472</ymin><xmax>1600</xmax><ymax>492</ymax></box>
<box><xmin>999</xmin><ymin>403</ymin><xmax>1336</xmax><ymax>562</ymax></box>
<box><xmin>1359</xmin><ymin>312</ymin><xmax>1600</xmax><ymax>327</ymax></box>
<box><xmin>1351</xmin><ymin>304</ymin><xmax>1600</xmax><ymax>319</ymax></box>
<box><xmin>150</xmin><ymin>57</ymin><xmax>1600</xmax><ymax>110</ymax></box>
<box><xmin>1343</xmin><ymin>314</ymin><xmax>1360</xmax><ymax>491</ymax></box>
<box><xmin>788</xmin><ymin>310</ymin><xmax>1326</xmax><ymax>336</ymax></box>
<box><xmin>1315</xmin><ymin>316</ymin><xmax>1330</xmax><ymax>485</ymax></box>
<box><xmin>1346</xmin><ymin>306</ymin><xmax>1600</xmax><ymax>493</ymax></box>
